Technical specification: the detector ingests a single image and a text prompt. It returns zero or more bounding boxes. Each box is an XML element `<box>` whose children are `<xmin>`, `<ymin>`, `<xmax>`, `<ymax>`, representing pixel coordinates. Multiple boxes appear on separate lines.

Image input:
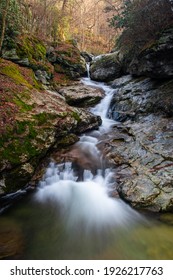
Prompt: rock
<box><xmin>103</xmin><ymin>73</ymin><xmax>173</xmax><ymax>212</ymax></box>
<box><xmin>90</xmin><ymin>52</ymin><xmax>122</xmax><ymax>82</ymax></box>
<box><xmin>47</xmin><ymin>42</ymin><xmax>86</xmax><ymax>79</ymax></box>
<box><xmin>74</xmin><ymin>108</ymin><xmax>102</xmax><ymax>133</ymax></box>
<box><xmin>0</xmin><ymin>59</ymin><xmax>101</xmax><ymax>195</ymax></box>
<box><xmin>2</xmin><ymin>48</ymin><xmax>21</xmax><ymax>61</ymax></box>
<box><xmin>128</xmin><ymin>28</ymin><xmax>173</xmax><ymax>79</ymax></box>
<box><xmin>35</xmin><ymin>70</ymin><xmax>51</xmax><ymax>85</ymax></box>
<box><xmin>80</xmin><ymin>51</ymin><xmax>93</xmax><ymax>62</ymax></box>
<box><xmin>110</xmin><ymin>75</ymin><xmax>173</xmax><ymax>121</ymax></box>
<box><xmin>58</xmin><ymin>82</ymin><xmax>104</xmax><ymax>107</ymax></box>
<box><xmin>102</xmin><ymin>115</ymin><xmax>173</xmax><ymax>212</ymax></box>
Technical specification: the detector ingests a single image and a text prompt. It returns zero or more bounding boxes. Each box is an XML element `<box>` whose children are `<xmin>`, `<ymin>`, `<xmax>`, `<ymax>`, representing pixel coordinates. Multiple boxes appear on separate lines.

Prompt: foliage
<box><xmin>0</xmin><ymin>0</ymin><xmax>21</xmax><ymax>49</ymax></box>
<box><xmin>108</xmin><ymin>1</ymin><xmax>132</xmax><ymax>29</ymax></box>
<box><xmin>109</xmin><ymin>0</ymin><xmax>173</xmax><ymax>55</ymax></box>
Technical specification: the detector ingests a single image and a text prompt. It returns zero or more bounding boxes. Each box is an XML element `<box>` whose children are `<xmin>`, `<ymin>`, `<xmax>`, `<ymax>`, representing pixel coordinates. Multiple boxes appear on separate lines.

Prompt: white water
<box><xmin>35</xmin><ymin>70</ymin><xmax>142</xmax><ymax>233</ymax></box>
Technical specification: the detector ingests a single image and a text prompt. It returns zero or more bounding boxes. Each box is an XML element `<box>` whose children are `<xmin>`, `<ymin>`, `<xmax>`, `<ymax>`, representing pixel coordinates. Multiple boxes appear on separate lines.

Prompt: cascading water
<box><xmin>2</xmin><ymin>64</ymin><xmax>173</xmax><ymax>260</ymax></box>
<box><xmin>35</xmin><ymin>65</ymin><xmax>142</xmax><ymax>234</ymax></box>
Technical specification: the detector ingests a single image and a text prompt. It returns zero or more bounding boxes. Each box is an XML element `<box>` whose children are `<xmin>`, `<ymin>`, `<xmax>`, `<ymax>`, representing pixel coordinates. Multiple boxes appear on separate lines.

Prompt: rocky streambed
<box><xmin>100</xmin><ymin>75</ymin><xmax>173</xmax><ymax>212</ymax></box>
<box><xmin>1</xmin><ymin>74</ymin><xmax>173</xmax><ymax>260</ymax></box>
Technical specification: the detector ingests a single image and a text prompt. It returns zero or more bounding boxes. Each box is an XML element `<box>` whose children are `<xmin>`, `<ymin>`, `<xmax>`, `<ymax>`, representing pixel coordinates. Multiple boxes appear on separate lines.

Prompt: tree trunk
<box><xmin>0</xmin><ymin>0</ymin><xmax>10</xmax><ymax>55</ymax></box>
<box><xmin>61</xmin><ymin>0</ymin><xmax>68</xmax><ymax>12</ymax></box>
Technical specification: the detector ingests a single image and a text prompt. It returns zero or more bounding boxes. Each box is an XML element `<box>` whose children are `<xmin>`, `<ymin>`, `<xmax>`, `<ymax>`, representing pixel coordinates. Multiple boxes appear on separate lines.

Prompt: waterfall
<box><xmin>36</xmin><ymin>162</ymin><xmax>140</xmax><ymax>232</ymax></box>
<box><xmin>35</xmin><ymin>64</ymin><xmax>142</xmax><ymax>233</ymax></box>
<box><xmin>86</xmin><ymin>62</ymin><xmax>90</xmax><ymax>78</ymax></box>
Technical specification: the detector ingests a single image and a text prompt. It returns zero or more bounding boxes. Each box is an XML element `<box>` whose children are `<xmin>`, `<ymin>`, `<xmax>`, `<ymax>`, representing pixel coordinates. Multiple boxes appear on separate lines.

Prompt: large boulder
<box><xmin>58</xmin><ymin>82</ymin><xmax>104</xmax><ymax>107</ymax></box>
<box><xmin>128</xmin><ymin>28</ymin><xmax>173</xmax><ymax>79</ymax></box>
<box><xmin>47</xmin><ymin>42</ymin><xmax>86</xmax><ymax>80</ymax></box>
<box><xmin>0</xmin><ymin>59</ymin><xmax>101</xmax><ymax>196</ymax></box>
<box><xmin>90</xmin><ymin>52</ymin><xmax>122</xmax><ymax>82</ymax></box>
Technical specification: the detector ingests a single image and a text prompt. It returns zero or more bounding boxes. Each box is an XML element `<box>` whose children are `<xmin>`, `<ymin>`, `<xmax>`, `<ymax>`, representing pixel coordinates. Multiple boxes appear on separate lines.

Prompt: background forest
<box><xmin>0</xmin><ymin>0</ymin><xmax>123</xmax><ymax>54</ymax></box>
<box><xmin>1</xmin><ymin>0</ymin><xmax>173</xmax><ymax>55</ymax></box>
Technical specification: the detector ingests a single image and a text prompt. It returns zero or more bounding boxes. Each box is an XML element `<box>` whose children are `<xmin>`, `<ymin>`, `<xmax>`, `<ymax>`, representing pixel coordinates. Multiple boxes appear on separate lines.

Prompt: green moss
<box><xmin>33</xmin><ymin>112</ymin><xmax>57</xmax><ymax>125</ymax></box>
<box><xmin>71</xmin><ymin>111</ymin><xmax>81</xmax><ymax>122</ymax></box>
<box><xmin>16</xmin><ymin>36</ymin><xmax>46</xmax><ymax>62</ymax></box>
<box><xmin>14</xmin><ymin>96</ymin><xmax>33</xmax><ymax>112</ymax></box>
<box><xmin>0</xmin><ymin>64</ymin><xmax>32</xmax><ymax>88</ymax></box>
<box><xmin>31</xmin><ymin>72</ymin><xmax>44</xmax><ymax>90</ymax></box>
<box><xmin>15</xmin><ymin>121</ymin><xmax>37</xmax><ymax>138</ymax></box>
<box><xmin>2</xmin><ymin>139</ymin><xmax>37</xmax><ymax>164</ymax></box>
<box><xmin>15</xmin><ymin>35</ymin><xmax>53</xmax><ymax>73</ymax></box>
<box><xmin>0</xmin><ymin>120</ymin><xmax>41</xmax><ymax>166</ymax></box>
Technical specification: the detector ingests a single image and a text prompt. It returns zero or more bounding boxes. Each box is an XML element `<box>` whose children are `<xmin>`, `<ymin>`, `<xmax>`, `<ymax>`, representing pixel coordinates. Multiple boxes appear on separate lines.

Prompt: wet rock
<box><xmin>58</xmin><ymin>82</ymin><xmax>104</xmax><ymax>107</ymax></box>
<box><xmin>103</xmin><ymin>72</ymin><xmax>173</xmax><ymax>211</ymax></box>
<box><xmin>110</xmin><ymin>76</ymin><xmax>173</xmax><ymax>121</ymax></box>
<box><xmin>74</xmin><ymin>108</ymin><xmax>102</xmax><ymax>133</ymax></box>
<box><xmin>103</xmin><ymin>116</ymin><xmax>173</xmax><ymax>212</ymax></box>
<box><xmin>90</xmin><ymin>52</ymin><xmax>122</xmax><ymax>82</ymax></box>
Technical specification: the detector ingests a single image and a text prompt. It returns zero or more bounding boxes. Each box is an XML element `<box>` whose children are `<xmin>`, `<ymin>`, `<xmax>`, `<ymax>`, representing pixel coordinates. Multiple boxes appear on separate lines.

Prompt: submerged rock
<box><xmin>0</xmin><ymin>218</ymin><xmax>24</xmax><ymax>259</ymax></box>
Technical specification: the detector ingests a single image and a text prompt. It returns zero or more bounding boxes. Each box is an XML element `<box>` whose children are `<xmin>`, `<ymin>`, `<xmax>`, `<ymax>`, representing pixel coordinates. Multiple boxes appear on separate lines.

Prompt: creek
<box><xmin>1</xmin><ymin>75</ymin><xmax>173</xmax><ymax>260</ymax></box>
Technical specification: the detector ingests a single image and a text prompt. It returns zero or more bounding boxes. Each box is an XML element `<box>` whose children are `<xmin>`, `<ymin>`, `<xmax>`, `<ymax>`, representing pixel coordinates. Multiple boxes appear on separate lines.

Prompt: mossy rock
<box><xmin>0</xmin><ymin>58</ymin><xmax>101</xmax><ymax>195</ymax></box>
<box><xmin>16</xmin><ymin>35</ymin><xmax>46</xmax><ymax>62</ymax></box>
<box><xmin>47</xmin><ymin>41</ymin><xmax>86</xmax><ymax>80</ymax></box>
<box><xmin>3</xmin><ymin>35</ymin><xmax>54</xmax><ymax>78</ymax></box>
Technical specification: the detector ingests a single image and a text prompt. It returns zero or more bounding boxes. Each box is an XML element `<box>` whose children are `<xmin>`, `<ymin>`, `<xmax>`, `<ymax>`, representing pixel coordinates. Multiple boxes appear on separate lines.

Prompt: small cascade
<box><xmin>35</xmin><ymin>63</ymin><xmax>142</xmax><ymax>234</ymax></box>
<box><xmin>86</xmin><ymin>62</ymin><xmax>90</xmax><ymax>78</ymax></box>
<box><xmin>36</xmin><ymin>162</ymin><xmax>140</xmax><ymax>232</ymax></box>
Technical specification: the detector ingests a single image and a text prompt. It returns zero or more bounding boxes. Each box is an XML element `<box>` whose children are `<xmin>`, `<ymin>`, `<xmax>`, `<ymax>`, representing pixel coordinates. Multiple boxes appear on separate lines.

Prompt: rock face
<box><xmin>102</xmin><ymin>116</ymin><xmax>173</xmax><ymax>212</ymax></box>
<box><xmin>0</xmin><ymin>59</ymin><xmax>101</xmax><ymax>196</ymax></box>
<box><xmin>110</xmin><ymin>75</ymin><xmax>173</xmax><ymax>121</ymax></box>
<box><xmin>90</xmin><ymin>52</ymin><xmax>122</xmax><ymax>82</ymax></box>
<box><xmin>58</xmin><ymin>82</ymin><xmax>104</xmax><ymax>107</ymax></box>
<box><xmin>104</xmin><ymin>75</ymin><xmax>173</xmax><ymax>211</ymax></box>
<box><xmin>128</xmin><ymin>28</ymin><xmax>173</xmax><ymax>79</ymax></box>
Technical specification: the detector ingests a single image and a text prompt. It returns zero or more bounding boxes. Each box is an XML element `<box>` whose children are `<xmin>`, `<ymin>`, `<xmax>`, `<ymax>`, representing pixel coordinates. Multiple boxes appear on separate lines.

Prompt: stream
<box><xmin>1</xmin><ymin>76</ymin><xmax>173</xmax><ymax>260</ymax></box>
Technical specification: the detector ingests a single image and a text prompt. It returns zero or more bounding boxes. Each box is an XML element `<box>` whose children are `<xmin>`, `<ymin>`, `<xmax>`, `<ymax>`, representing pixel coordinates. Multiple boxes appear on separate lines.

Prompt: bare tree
<box><xmin>0</xmin><ymin>0</ymin><xmax>10</xmax><ymax>54</ymax></box>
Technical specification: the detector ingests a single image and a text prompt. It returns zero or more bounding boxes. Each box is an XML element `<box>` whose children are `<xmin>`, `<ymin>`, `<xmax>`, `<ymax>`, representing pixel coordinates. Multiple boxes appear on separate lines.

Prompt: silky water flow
<box><xmin>2</xmin><ymin>67</ymin><xmax>173</xmax><ymax>260</ymax></box>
